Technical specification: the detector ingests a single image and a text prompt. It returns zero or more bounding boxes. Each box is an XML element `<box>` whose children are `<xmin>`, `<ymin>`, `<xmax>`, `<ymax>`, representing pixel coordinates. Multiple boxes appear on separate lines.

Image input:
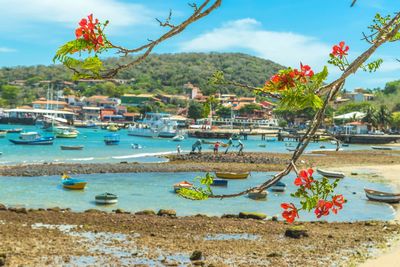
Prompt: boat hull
<box><xmin>316</xmin><ymin>169</ymin><xmax>345</xmax><ymax>179</ymax></box>
<box><xmin>211</xmin><ymin>179</ymin><xmax>228</xmax><ymax>186</ymax></box>
<box><xmin>9</xmin><ymin>139</ymin><xmax>54</xmax><ymax>145</ymax></box>
<box><xmin>62</xmin><ymin>179</ymin><xmax>87</xmax><ymax>190</ymax></box>
<box><xmin>215</xmin><ymin>172</ymin><xmax>249</xmax><ymax>179</ymax></box>
<box><xmin>60</xmin><ymin>146</ymin><xmax>84</xmax><ymax>150</ymax></box>
<box><xmin>95</xmin><ymin>193</ymin><xmax>118</xmax><ymax>204</ymax></box>
<box><xmin>248</xmin><ymin>190</ymin><xmax>267</xmax><ymax>200</ymax></box>
<box><xmin>371</xmin><ymin>146</ymin><xmax>392</xmax><ymax>151</ymax></box>
<box><xmin>365</xmin><ymin>189</ymin><xmax>400</xmax><ymax>203</ymax></box>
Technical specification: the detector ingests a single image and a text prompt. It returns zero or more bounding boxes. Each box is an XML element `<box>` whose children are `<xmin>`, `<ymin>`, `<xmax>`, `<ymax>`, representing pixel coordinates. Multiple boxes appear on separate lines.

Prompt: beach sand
<box><xmin>335</xmin><ymin>164</ymin><xmax>400</xmax><ymax>266</ymax></box>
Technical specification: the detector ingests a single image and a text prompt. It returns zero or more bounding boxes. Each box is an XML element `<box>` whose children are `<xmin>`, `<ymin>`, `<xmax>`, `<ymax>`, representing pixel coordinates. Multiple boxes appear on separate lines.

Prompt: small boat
<box><xmin>9</xmin><ymin>132</ymin><xmax>54</xmax><ymax>145</ymax></box>
<box><xmin>342</xmin><ymin>143</ymin><xmax>349</xmax><ymax>147</ymax></box>
<box><xmin>104</xmin><ymin>134</ymin><xmax>120</xmax><ymax>145</ymax></box>
<box><xmin>265</xmin><ymin>138</ymin><xmax>276</xmax><ymax>142</ymax></box>
<box><xmin>248</xmin><ymin>189</ymin><xmax>268</xmax><ymax>200</ymax></box>
<box><xmin>173</xmin><ymin>181</ymin><xmax>193</xmax><ymax>193</ymax></box>
<box><xmin>365</xmin><ymin>188</ymin><xmax>400</xmax><ymax>203</ymax></box>
<box><xmin>287</xmin><ymin>148</ymin><xmax>296</xmax><ymax>152</ymax></box>
<box><xmin>172</xmin><ymin>135</ymin><xmax>185</xmax><ymax>141</ymax></box>
<box><xmin>60</xmin><ymin>145</ymin><xmax>84</xmax><ymax>150</ymax></box>
<box><xmin>270</xmin><ymin>181</ymin><xmax>286</xmax><ymax>192</ymax></box>
<box><xmin>330</xmin><ymin>141</ymin><xmax>338</xmax><ymax>145</ymax></box>
<box><xmin>371</xmin><ymin>146</ymin><xmax>392</xmax><ymax>151</ymax></box>
<box><xmin>95</xmin><ymin>193</ymin><xmax>118</xmax><ymax>204</ymax></box>
<box><xmin>0</xmin><ymin>131</ymin><xmax>6</xmax><ymax>138</ymax></box>
<box><xmin>316</xmin><ymin>168</ymin><xmax>345</xmax><ymax>179</ymax></box>
<box><xmin>62</xmin><ymin>177</ymin><xmax>87</xmax><ymax>190</ymax></box>
<box><xmin>320</xmin><ymin>145</ymin><xmax>326</xmax><ymax>149</ymax></box>
<box><xmin>131</xmin><ymin>143</ymin><xmax>142</xmax><ymax>149</ymax></box>
<box><xmin>56</xmin><ymin>130</ymin><xmax>78</xmax><ymax>138</ymax></box>
<box><xmin>215</xmin><ymin>172</ymin><xmax>250</xmax><ymax>179</ymax></box>
<box><xmin>107</xmin><ymin>125</ymin><xmax>119</xmax><ymax>132</ymax></box>
<box><xmin>211</xmin><ymin>179</ymin><xmax>228</xmax><ymax>186</ymax></box>
<box><xmin>258</xmin><ymin>144</ymin><xmax>266</xmax><ymax>148</ymax></box>
<box><xmin>6</xmin><ymin>128</ymin><xmax>23</xmax><ymax>133</ymax></box>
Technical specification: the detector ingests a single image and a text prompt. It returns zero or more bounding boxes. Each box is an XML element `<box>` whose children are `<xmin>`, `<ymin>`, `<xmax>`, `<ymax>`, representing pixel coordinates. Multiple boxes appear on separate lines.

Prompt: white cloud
<box><xmin>180</xmin><ymin>18</ymin><xmax>332</xmax><ymax>70</ymax></box>
<box><xmin>0</xmin><ymin>47</ymin><xmax>15</xmax><ymax>53</ymax></box>
<box><xmin>0</xmin><ymin>0</ymin><xmax>155</xmax><ymax>30</ymax></box>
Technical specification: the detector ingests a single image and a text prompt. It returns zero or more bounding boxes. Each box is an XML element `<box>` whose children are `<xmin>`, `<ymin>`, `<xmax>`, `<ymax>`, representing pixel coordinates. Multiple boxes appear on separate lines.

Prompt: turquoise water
<box><xmin>0</xmin><ymin>124</ymin><xmax>378</xmax><ymax>165</ymax></box>
<box><xmin>0</xmin><ymin>172</ymin><xmax>395</xmax><ymax>222</ymax></box>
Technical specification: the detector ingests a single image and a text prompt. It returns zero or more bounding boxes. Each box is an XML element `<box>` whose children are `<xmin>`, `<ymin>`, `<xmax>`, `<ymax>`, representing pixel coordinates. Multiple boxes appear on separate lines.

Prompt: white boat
<box><xmin>95</xmin><ymin>193</ymin><xmax>118</xmax><ymax>204</ymax></box>
<box><xmin>371</xmin><ymin>146</ymin><xmax>392</xmax><ymax>151</ymax></box>
<box><xmin>365</xmin><ymin>188</ymin><xmax>400</xmax><ymax>203</ymax></box>
<box><xmin>316</xmin><ymin>168</ymin><xmax>345</xmax><ymax>179</ymax></box>
<box><xmin>172</xmin><ymin>135</ymin><xmax>185</xmax><ymax>141</ymax></box>
<box><xmin>270</xmin><ymin>181</ymin><xmax>286</xmax><ymax>192</ymax></box>
<box><xmin>128</xmin><ymin>113</ymin><xmax>179</xmax><ymax>138</ymax></box>
<box><xmin>248</xmin><ymin>189</ymin><xmax>268</xmax><ymax>200</ymax></box>
<box><xmin>131</xmin><ymin>143</ymin><xmax>142</xmax><ymax>149</ymax></box>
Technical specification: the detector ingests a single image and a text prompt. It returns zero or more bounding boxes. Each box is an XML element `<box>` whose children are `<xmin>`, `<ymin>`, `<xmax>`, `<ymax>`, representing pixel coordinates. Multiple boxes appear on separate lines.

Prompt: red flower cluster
<box><xmin>75</xmin><ymin>14</ymin><xmax>105</xmax><ymax>51</ymax></box>
<box><xmin>264</xmin><ymin>63</ymin><xmax>314</xmax><ymax>91</ymax></box>
<box><xmin>281</xmin><ymin>203</ymin><xmax>299</xmax><ymax>223</ymax></box>
<box><xmin>315</xmin><ymin>195</ymin><xmax>345</xmax><ymax>218</ymax></box>
<box><xmin>294</xmin><ymin>168</ymin><xmax>314</xmax><ymax>189</ymax></box>
<box><xmin>331</xmin><ymin>41</ymin><xmax>349</xmax><ymax>59</ymax></box>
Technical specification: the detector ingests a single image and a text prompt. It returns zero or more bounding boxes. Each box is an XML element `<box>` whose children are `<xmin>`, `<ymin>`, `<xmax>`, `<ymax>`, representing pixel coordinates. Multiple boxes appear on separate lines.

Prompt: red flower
<box><xmin>294</xmin><ymin>168</ymin><xmax>314</xmax><ymax>189</ymax></box>
<box><xmin>281</xmin><ymin>203</ymin><xmax>299</xmax><ymax>223</ymax></box>
<box><xmin>300</xmin><ymin>63</ymin><xmax>314</xmax><ymax>77</ymax></box>
<box><xmin>314</xmin><ymin>199</ymin><xmax>333</xmax><ymax>218</ymax></box>
<box><xmin>331</xmin><ymin>41</ymin><xmax>349</xmax><ymax>59</ymax></box>
<box><xmin>74</xmin><ymin>14</ymin><xmax>105</xmax><ymax>51</ymax></box>
<box><xmin>331</xmin><ymin>194</ymin><xmax>345</xmax><ymax>214</ymax></box>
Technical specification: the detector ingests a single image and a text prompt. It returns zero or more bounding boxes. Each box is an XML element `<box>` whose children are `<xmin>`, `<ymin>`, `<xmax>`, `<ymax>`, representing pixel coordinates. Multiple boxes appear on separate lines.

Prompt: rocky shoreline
<box><xmin>0</xmin><ymin>207</ymin><xmax>398</xmax><ymax>266</ymax></box>
<box><xmin>0</xmin><ymin>150</ymin><xmax>399</xmax><ymax>177</ymax></box>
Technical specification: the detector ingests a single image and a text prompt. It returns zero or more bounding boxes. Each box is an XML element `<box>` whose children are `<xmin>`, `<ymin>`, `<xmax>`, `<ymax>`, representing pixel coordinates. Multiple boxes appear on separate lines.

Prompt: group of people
<box><xmin>185</xmin><ymin>137</ymin><xmax>244</xmax><ymax>156</ymax></box>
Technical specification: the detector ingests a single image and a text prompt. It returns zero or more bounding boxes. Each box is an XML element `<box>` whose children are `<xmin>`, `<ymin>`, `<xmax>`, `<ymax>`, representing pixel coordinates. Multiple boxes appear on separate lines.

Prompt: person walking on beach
<box><xmin>214</xmin><ymin>141</ymin><xmax>220</xmax><ymax>155</ymax></box>
<box><xmin>224</xmin><ymin>137</ymin><xmax>233</xmax><ymax>154</ymax></box>
<box><xmin>237</xmin><ymin>140</ymin><xmax>244</xmax><ymax>156</ymax></box>
<box><xmin>177</xmin><ymin>145</ymin><xmax>181</xmax><ymax>155</ymax></box>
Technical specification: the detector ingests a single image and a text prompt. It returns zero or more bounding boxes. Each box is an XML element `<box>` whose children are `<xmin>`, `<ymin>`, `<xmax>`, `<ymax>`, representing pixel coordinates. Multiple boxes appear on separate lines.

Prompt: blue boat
<box><xmin>270</xmin><ymin>181</ymin><xmax>286</xmax><ymax>192</ymax></box>
<box><xmin>62</xmin><ymin>178</ymin><xmax>87</xmax><ymax>190</ymax></box>
<box><xmin>9</xmin><ymin>132</ymin><xmax>54</xmax><ymax>145</ymax></box>
<box><xmin>104</xmin><ymin>134</ymin><xmax>120</xmax><ymax>145</ymax></box>
<box><xmin>211</xmin><ymin>179</ymin><xmax>228</xmax><ymax>186</ymax></box>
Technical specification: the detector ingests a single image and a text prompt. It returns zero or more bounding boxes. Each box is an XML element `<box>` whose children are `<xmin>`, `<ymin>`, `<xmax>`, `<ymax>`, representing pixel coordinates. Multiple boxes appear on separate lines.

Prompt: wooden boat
<box><xmin>270</xmin><ymin>181</ymin><xmax>286</xmax><ymax>192</ymax></box>
<box><xmin>342</xmin><ymin>143</ymin><xmax>349</xmax><ymax>147</ymax></box>
<box><xmin>9</xmin><ymin>132</ymin><xmax>54</xmax><ymax>145</ymax></box>
<box><xmin>62</xmin><ymin>178</ymin><xmax>87</xmax><ymax>190</ymax></box>
<box><xmin>371</xmin><ymin>146</ymin><xmax>392</xmax><ymax>151</ymax></box>
<box><xmin>173</xmin><ymin>181</ymin><xmax>193</xmax><ymax>193</ymax></box>
<box><xmin>320</xmin><ymin>145</ymin><xmax>326</xmax><ymax>149</ymax></box>
<box><xmin>364</xmin><ymin>188</ymin><xmax>400</xmax><ymax>203</ymax></box>
<box><xmin>6</xmin><ymin>128</ymin><xmax>23</xmax><ymax>133</ymax></box>
<box><xmin>95</xmin><ymin>193</ymin><xmax>118</xmax><ymax>204</ymax></box>
<box><xmin>0</xmin><ymin>131</ymin><xmax>6</xmax><ymax>138</ymax></box>
<box><xmin>258</xmin><ymin>144</ymin><xmax>266</xmax><ymax>148</ymax></box>
<box><xmin>104</xmin><ymin>134</ymin><xmax>120</xmax><ymax>145</ymax></box>
<box><xmin>211</xmin><ymin>179</ymin><xmax>228</xmax><ymax>186</ymax></box>
<box><xmin>248</xmin><ymin>189</ymin><xmax>268</xmax><ymax>200</ymax></box>
<box><xmin>316</xmin><ymin>168</ymin><xmax>345</xmax><ymax>179</ymax></box>
<box><xmin>60</xmin><ymin>145</ymin><xmax>84</xmax><ymax>150</ymax></box>
<box><xmin>172</xmin><ymin>135</ymin><xmax>185</xmax><ymax>141</ymax></box>
<box><xmin>215</xmin><ymin>172</ymin><xmax>249</xmax><ymax>179</ymax></box>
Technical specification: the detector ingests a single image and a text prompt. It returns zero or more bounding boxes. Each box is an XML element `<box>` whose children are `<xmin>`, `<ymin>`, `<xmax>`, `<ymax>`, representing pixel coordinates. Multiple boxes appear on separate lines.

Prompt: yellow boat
<box><xmin>61</xmin><ymin>174</ymin><xmax>87</xmax><ymax>190</ymax></box>
<box><xmin>215</xmin><ymin>172</ymin><xmax>250</xmax><ymax>179</ymax></box>
<box><xmin>107</xmin><ymin>125</ymin><xmax>119</xmax><ymax>132</ymax></box>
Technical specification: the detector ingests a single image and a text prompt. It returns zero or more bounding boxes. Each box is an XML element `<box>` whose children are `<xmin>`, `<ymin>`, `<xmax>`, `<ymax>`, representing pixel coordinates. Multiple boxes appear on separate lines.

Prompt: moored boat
<box><xmin>56</xmin><ymin>130</ymin><xmax>78</xmax><ymax>138</ymax></box>
<box><xmin>215</xmin><ymin>172</ymin><xmax>250</xmax><ymax>179</ymax></box>
<box><xmin>211</xmin><ymin>179</ymin><xmax>228</xmax><ymax>186</ymax></box>
<box><xmin>316</xmin><ymin>168</ymin><xmax>345</xmax><ymax>179</ymax></box>
<box><xmin>248</xmin><ymin>189</ymin><xmax>268</xmax><ymax>200</ymax></box>
<box><xmin>371</xmin><ymin>146</ymin><xmax>392</xmax><ymax>151</ymax></box>
<box><xmin>104</xmin><ymin>134</ymin><xmax>120</xmax><ymax>145</ymax></box>
<box><xmin>0</xmin><ymin>131</ymin><xmax>6</xmax><ymax>138</ymax></box>
<box><xmin>62</xmin><ymin>175</ymin><xmax>87</xmax><ymax>190</ymax></box>
<box><xmin>107</xmin><ymin>125</ymin><xmax>119</xmax><ymax>132</ymax></box>
<box><xmin>173</xmin><ymin>181</ymin><xmax>193</xmax><ymax>193</ymax></box>
<box><xmin>270</xmin><ymin>181</ymin><xmax>286</xmax><ymax>192</ymax></box>
<box><xmin>95</xmin><ymin>193</ymin><xmax>118</xmax><ymax>204</ymax></box>
<box><xmin>172</xmin><ymin>135</ymin><xmax>185</xmax><ymax>141</ymax></box>
<box><xmin>364</xmin><ymin>188</ymin><xmax>400</xmax><ymax>203</ymax></box>
<box><xmin>6</xmin><ymin>128</ymin><xmax>23</xmax><ymax>133</ymax></box>
<box><xmin>60</xmin><ymin>145</ymin><xmax>84</xmax><ymax>150</ymax></box>
<box><xmin>9</xmin><ymin>132</ymin><xmax>54</xmax><ymax>145</ymax></box>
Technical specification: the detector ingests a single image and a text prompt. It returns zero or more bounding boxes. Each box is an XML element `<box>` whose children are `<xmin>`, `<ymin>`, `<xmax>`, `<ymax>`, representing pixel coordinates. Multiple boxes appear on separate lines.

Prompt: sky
<box><xmin>0</xmin><ymin>0</ymin><xmax>399</xmax><ymax>90</ymax></box>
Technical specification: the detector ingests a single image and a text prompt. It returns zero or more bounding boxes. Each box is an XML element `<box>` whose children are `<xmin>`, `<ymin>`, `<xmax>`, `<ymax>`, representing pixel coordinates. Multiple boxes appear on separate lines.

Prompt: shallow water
<box><xmin>0</xmin><ymin>124</ymin><xmax>382</xmax><ymax>165</ymax></box>
<box><xmin>0</xmin><ymin>171</ymin><xmax>395</xmax><ymax>222</ymax></box>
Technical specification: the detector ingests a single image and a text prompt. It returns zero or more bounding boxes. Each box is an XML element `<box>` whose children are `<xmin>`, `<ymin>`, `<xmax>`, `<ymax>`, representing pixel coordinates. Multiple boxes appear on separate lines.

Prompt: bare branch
<box><xmin>350</xmin><ymin>0</ymin><xmax>357</xmax><ymax>7</ymax></box>
<box><xmin>156</xmin><ymin>9</ymin><xmax>175</xmax><ymax>28</ymax></box>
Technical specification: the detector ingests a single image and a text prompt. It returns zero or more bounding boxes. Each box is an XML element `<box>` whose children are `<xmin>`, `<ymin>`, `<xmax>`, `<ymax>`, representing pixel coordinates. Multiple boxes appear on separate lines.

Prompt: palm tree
<box><xmin>362</xmin><ymin>106</ymin><xmax>377</xmax><ymax>127</ymax></box>
<box><xmin>374</xmin><ymin>105</ymin><xmax>392</xmax><ymax>130</ymax></box>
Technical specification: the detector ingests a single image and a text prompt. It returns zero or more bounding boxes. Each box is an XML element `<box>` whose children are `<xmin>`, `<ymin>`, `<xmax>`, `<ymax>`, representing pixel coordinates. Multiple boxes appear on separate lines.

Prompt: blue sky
<box><xmin>0</xmin><ymin>0</ymin><xmax>399</xmax><ymax>90</ymax></box>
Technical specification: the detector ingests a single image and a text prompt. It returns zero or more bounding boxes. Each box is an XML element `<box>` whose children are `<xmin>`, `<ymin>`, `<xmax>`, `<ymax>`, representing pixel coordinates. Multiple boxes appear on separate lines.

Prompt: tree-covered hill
<box><xmin>0</xmin><ymin>53</ymin><xmax>284</xmax><ymax>97</ymax></box>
